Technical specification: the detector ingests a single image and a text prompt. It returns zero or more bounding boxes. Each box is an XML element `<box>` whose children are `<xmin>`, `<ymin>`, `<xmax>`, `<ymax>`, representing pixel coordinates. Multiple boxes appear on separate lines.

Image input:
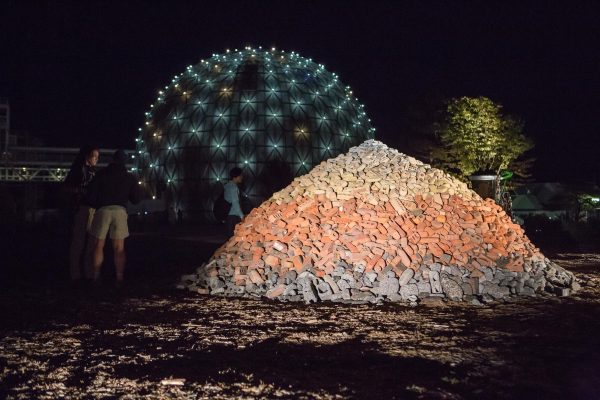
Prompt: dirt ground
<box><xmin>1</xmin><ymin>223</ymin><xmax>599</xmax><ymax>399</ymax></box>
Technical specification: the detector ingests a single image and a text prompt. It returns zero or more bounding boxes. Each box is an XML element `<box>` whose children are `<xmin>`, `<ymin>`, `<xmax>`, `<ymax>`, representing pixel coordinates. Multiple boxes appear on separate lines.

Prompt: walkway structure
<box><xmin>0</xmin><ymin>146</ymin><xmax>135</xmax><ymax>182</ymax></box>
<box><xmin>0</xmin><ymin>98</ymin><xmax>135</xmax><ymax>182</ymax></box>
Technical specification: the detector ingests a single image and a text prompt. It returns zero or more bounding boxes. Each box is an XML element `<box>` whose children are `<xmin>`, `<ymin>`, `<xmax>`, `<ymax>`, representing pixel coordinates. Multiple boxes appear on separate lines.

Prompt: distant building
<box><xmin>513</xmin><ymin>182</ymin><xmax>600</xmax><ymax>221</ymax></box>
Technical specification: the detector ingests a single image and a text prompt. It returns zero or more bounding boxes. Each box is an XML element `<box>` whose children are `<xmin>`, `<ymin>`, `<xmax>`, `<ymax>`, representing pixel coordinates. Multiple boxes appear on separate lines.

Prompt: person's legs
<box><xmin>83</xmin><ymin>233</ymin><xmax>95</xmax><ymax>280</ymax></box>
<box><xmin>68</xmin><ymin>235</ymin><xmax>84</xmax><ymax>280</ymax></box>
<box><xmin>68</xmin><ymin>206</ymin><xmax>89</xmax><ymax>280</ymax></box>
<box><xmin>109</xmin><ymin>207</ymin><xmax>129</xmax><ymax>285</ymax></box>
<box><xmin>83</xmin><ymin>208</ymin><xmax>96</xmax><ymax>280</ymax></box>
<box><xmin>112</xmin><ymin>239</ymin><xmax>126</xmax><ymax>283</ymax></box>
<box><xmin>91</xmin><ymin>237</ymin><xmax>106</xmax><ymax>281</ymax></box>
<box><xmin>226</xmin><ymin>215</ymin><xmax>241</xmax><ymax>236</ymax></box>
<box><xmin>87</xmin><ymin>207</ymin><xmax>110</xmax><ymax>282</ymax></box>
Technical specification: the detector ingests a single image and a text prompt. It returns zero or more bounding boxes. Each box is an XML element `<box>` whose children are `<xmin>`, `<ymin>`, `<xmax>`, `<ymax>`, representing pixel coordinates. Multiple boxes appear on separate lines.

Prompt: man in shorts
<box><xmin>86</xmin><ymin>149</ymin><xmax>142</xmax><ymax>286</ymax></box>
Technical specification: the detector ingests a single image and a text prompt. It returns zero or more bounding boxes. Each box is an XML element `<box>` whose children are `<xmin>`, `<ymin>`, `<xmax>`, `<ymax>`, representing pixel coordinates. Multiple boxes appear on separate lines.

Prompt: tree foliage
<box><xmin>431</xmin><ymin>96</ymin><xmax>533</xmax><ymax>179</ymax></box>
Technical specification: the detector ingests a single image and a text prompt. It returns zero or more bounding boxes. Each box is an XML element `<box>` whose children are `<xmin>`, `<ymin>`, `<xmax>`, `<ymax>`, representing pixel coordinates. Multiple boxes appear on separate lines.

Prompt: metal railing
<box><xmin>0</xmin><ymin>146</ymin><xmax>135</xmax><ymax>182</ymax></box>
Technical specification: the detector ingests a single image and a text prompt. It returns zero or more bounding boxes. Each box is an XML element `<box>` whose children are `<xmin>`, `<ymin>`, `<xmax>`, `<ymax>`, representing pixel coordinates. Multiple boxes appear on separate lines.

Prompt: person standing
<box><xmin>86</xmin><ymin>149</ymin><xmax>142</xmax><ymax>287</ymax></box>
<box><xmin>224</xmin><ymin>167</ymin><xmax>244</xmax><ymax>236</ymax></box>
<box><xmin>64</xmin><ymin>145</ymin><xmax>99</xmax><ymax>282</ymax></box>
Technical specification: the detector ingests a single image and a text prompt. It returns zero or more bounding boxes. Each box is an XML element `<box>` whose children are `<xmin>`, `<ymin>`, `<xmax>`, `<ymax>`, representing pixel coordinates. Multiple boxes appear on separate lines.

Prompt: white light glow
<box><xmin>136</xmin><ymin>47</ymin><xmax>375</xmax><ymax>213</ymax></box>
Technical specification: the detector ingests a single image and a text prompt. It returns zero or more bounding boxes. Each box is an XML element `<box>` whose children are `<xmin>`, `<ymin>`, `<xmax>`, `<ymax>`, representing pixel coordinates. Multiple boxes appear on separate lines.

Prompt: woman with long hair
<box><xmin>64</xmin><ymin>144</ymin><xmax>99</xmax><ymax>282</ymax></box>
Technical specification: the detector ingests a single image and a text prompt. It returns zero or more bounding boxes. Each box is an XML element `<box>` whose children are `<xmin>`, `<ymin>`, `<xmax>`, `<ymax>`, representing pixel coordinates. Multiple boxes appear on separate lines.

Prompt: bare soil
<box><xmin>1</xmin><ymin>224</ymin><xmax>599</xmax><ymax>399</ymax></box>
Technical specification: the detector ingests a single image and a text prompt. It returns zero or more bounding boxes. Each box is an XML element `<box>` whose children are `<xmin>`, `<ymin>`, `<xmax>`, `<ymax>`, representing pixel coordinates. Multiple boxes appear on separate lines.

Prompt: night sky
<box><xmin>2</xmin><ymin>1</ymin><xmax>599</xmax><ymax>182</ymax></box>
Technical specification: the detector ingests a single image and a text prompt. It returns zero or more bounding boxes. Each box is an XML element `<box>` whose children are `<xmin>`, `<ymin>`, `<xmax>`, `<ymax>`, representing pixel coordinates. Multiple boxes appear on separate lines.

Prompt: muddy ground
<box><xmin>1</xmin><ymin>223</ymin><xmax>599</xmax><ymax>399</ymax></box>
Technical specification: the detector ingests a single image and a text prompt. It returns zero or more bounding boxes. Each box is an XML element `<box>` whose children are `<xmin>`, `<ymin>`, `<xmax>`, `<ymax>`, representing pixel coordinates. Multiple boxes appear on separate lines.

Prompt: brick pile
<box><xmin>180</xmin><ymin>140</ymin><xmax>578</xmax><ymax>304</ymax></box>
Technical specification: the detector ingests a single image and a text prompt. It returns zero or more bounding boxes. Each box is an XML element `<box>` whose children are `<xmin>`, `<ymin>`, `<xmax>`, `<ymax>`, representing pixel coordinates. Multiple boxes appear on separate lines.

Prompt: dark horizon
<box><xmin>2</xmin><ymin>1</ymin><xmax>599</xmax><ymax>183</ymax></box>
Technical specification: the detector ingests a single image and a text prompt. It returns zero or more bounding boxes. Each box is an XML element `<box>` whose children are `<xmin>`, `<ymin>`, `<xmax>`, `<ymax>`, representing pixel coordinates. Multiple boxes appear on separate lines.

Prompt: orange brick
<box><xmin>292</xmin><ymin>255</ymin><xmax>304</xmax><ymax>271</ymax></box>
<box><xmin>252</xmin><ymin>247</ymin><xmax>265</xmax><ymax>262</ymax></box>
<box><xmin>397</xmin><ymin>248</ymin><xmax>412</xmax><ymax>267</ymax></box>
<box><xmin>264</xmin><ymin>255</ymin><xmax>280</xmax><ymax>267</ymax></box>
<box><xmin>345</xmin><ymin>242</ymin><xmax>358</xmax><ymax>252</ymax></box>
<box><xmin>428</xmin><ymin>242</ymin><xmax>444</xmax><ymax>258</ymax></box>
<box><xmin>423</xmin><ymin>236</ymin><xmax>442</xmax><ymax>245</ymax></box>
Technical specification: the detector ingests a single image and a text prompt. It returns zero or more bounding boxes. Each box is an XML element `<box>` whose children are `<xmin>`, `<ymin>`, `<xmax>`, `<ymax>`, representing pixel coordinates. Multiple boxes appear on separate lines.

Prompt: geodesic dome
<box><xmin>134</xmin><ymin>46</ymin><xmax>375</xmax><ymax>220</ymax></box>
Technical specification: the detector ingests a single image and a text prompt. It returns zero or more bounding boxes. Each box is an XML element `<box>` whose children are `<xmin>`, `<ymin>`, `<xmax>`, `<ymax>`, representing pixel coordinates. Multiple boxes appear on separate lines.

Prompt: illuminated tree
<box><xmin>431</xmin><ymin>96</ymin><xmax>533</xmax><ymax>180</ymax></box>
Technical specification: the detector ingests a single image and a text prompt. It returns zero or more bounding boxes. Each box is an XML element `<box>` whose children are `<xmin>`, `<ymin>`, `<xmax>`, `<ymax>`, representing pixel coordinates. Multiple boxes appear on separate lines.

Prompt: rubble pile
<box><xmin>180</xmin><ymin>140</ymin><xmax>578</xmax><ymax>304</ymax></box>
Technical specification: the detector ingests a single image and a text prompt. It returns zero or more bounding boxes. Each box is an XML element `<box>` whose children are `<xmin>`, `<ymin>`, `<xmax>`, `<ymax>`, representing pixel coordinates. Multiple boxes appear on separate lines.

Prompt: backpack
<box><xmin>213</xmin><ymin>189</ymin><xmax>231</xmax><ymax>222</ymax></box>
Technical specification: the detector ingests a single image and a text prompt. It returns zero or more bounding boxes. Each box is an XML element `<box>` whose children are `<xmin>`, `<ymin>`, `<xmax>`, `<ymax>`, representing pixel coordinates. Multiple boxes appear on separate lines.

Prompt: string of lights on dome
<box><xmin>133</xmin><ymin>46</ymin><xmax>376</xmax><ymax>218</ymax></box>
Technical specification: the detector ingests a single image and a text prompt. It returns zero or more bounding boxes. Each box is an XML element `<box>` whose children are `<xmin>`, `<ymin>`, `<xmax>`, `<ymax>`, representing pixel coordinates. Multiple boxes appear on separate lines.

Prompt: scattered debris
<box><xmin>160</xmin><ymin>378</ymin><xmax>186</xmax><ymax>386</ymax></box>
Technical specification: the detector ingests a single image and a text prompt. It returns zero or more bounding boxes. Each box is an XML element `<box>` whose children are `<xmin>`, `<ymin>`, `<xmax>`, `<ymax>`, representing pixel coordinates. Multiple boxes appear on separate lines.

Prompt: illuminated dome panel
<box><xmin>135</xmin><ymin>46</ymin><xmax>375</xmax><ymax>220</ymax></box>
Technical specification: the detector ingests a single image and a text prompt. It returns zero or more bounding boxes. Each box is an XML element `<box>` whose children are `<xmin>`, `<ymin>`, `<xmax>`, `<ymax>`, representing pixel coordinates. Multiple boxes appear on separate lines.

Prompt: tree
<box><xmin>431</xmin><ymin>96</ymin><xmax>533</xmax><ymax>180</ymax></box>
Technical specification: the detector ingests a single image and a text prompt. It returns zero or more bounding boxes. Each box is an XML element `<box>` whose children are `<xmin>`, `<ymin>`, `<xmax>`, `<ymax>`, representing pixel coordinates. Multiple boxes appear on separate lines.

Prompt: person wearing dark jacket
<box><xmin>86</xmin><ymin>149</ymin><xmax>142</xmax><ymax>286</ymax></box>
<box><xmin>64</xmin><ymin>145</ymin><xmax>99</xmax><ymax>282</ymax></box>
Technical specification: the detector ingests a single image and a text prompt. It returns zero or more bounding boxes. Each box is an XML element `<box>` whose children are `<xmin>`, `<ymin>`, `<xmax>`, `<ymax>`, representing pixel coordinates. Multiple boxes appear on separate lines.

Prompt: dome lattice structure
<box><xmin>135</xmin><ymin>47</ymin><xmax>375</xmax><ymax>220</ymax></box>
